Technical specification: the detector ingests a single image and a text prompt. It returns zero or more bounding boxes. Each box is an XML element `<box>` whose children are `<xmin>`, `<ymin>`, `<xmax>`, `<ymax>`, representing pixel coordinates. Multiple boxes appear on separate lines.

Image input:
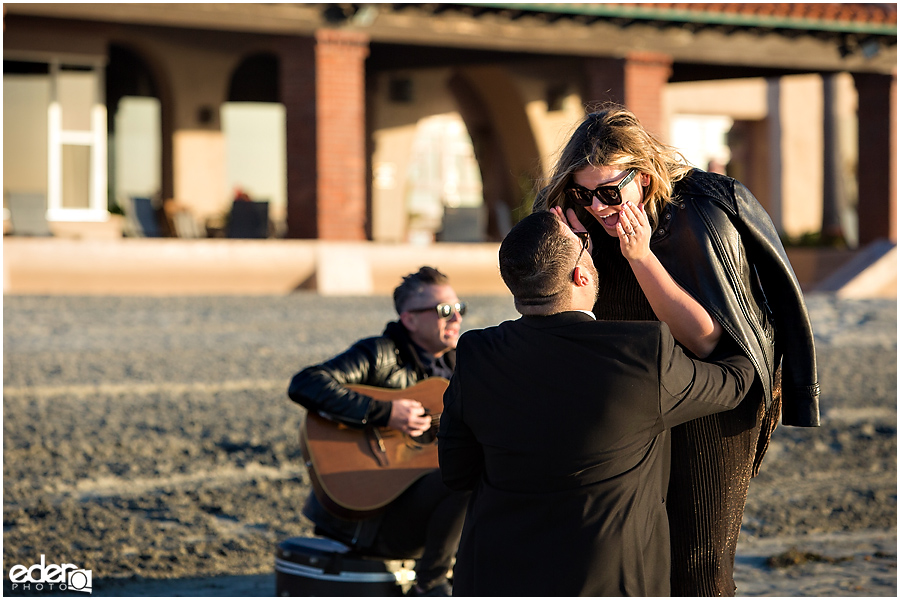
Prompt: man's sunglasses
<box><xmin>565</xmin><ymin>168</ymin><xmax>637</xmax><ymax>207</ymax></box>
<box><xmin>407</xmin><ymin>302</ymin><xmax>467</xmax><ymax>319</ymax></box>
<box><xmin>573</xmin><ymin>230</ymin><xmax>590</xmax><ymax>269</ymax></box>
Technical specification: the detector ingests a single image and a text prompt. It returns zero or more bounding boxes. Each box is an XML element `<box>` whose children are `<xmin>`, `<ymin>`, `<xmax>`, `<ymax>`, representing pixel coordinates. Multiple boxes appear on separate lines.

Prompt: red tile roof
<box><xmin>629</xmin><ymin>3</ymin><xmax>896</xmax><ymax>25</ymax></box>
<box><xmin>473</xmin><ymin>3</ymin><xmax>897</xmax><ymax>33</ymax></box>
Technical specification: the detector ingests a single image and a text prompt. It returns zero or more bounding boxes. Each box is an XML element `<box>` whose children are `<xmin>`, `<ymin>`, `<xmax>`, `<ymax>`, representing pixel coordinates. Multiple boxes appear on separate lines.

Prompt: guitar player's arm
<box><xmin>288</xmin><ymin>337</ymin><xmax>429</xmax><ymax>435</ymax></box>
<box><xmin>437</xmin><ymin>371</ymin><xmax>484</xmax><ymax>490</ymax></box>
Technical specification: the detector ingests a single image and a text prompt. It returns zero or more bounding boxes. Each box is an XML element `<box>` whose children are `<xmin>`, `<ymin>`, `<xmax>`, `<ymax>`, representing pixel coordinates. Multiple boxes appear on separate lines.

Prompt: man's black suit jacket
<box><xmin>438</xmin><ymin>311</ymin><xmax>755</xmax><ymax>596</ymax></box>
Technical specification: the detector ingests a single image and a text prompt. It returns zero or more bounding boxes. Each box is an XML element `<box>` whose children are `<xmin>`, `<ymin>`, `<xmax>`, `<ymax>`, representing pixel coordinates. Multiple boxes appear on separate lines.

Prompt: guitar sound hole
<box><xmin>410</xmin><ymin>408</ymin><xmax>439</xmax><ymax>445</ymax></box>
<box><xmin>411</xmin><ymin>427</ymin><xmax>437</xmax><ymax>445</ymax></box>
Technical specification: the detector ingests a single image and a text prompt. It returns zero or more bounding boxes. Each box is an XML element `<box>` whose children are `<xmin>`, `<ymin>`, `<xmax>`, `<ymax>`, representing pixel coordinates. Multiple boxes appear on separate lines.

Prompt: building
<box><xmin>2</xmin><ymin>3</ymin><xmax>897</xmax><ymax>293</ymax></box>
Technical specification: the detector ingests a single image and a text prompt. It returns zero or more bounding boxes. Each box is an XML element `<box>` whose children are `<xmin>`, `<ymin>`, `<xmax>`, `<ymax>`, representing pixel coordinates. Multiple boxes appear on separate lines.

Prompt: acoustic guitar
<box><xmin>299</xmin><ymin>377</ymin><xmax>448</xmax><ymax>520</ymax></box>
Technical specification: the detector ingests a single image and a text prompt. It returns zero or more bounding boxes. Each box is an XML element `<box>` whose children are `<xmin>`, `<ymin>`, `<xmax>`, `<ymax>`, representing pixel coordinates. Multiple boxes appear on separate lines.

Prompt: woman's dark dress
<box><xmin>590</xmin><ymin>229</ymin><xmax>780</xmax><ymax>596</ymax></box>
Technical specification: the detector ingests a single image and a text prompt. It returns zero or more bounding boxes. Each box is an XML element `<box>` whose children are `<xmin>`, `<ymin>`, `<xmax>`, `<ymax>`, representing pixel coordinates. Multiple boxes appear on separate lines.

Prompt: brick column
<box><xmin>853</xmin><ymin>71</ymin><xmax>897</xmax><ymax>245</ymax></box>
<box><xmin>315</xmin><ymin>29</ymin><xmax>370</xmax><ymax>240</ymax></box>
<box><xmin>623</xmin><ymin>52</ymin><xmax>673</xmax><ymax>141</ymax></box>
<box><xmin>281</xmin><ymin>36</ymin><xmax>317</xmax><ymax>239</ymax></box>
<box><xmin>583</xmin><ymin>52</ymin><xmax>672</xmax><ymax>140</ymax></box>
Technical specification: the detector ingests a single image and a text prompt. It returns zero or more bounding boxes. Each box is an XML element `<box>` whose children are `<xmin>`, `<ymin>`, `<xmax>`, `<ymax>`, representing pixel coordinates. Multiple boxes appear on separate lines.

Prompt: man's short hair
<box><xmin>393</xmin><ymin>266</ymin><xmax>450</xmax><ymax>314</ymax></box>
<box><xmin>499</xmin><ymin>211</ymin><xmax>578</xmax><ymax>307</ymax></box>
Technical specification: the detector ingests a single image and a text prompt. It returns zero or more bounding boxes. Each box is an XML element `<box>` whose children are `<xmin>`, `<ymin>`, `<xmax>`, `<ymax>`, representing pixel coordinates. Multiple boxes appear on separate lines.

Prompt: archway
<box><xmin>228</xmin><ymin>53</ymin><xmax>279</xmax><ymax>103</ymax></box>
<box><xmin>106</xmin><ymin>44</ymin><xmax>168</xmax><ymax>224</ymax></box>
<box><xmin>223</xmin><ymin>52</ymin><xmax>286</xmax><ymax>236</ymax></box>
<box><xmin>448</xmin><ymin>66</ymin><xmax>542</xmax><ymax>241</ymax></box>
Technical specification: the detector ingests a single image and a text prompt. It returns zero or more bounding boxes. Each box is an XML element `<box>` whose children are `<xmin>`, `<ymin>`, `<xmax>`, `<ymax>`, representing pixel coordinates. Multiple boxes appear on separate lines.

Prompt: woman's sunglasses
<box><xmin>407</xmin><ymin>302</ymin><xmax>467</xmax><ymax>319</ymax></box>
<box><xmin>565</xmin><ymin>169</ymin><xmax>637</xmax><ymax>207</ymax></box>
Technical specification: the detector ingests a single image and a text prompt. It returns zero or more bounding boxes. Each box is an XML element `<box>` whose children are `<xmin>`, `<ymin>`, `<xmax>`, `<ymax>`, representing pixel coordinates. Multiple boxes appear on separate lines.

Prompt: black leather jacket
<box><xmin>288</xmin><ymin>321</ymin><xmax>455</xmax><ymax>427</ymax></box>
<box><xmin>649</xmin><ymin>169</ymin><xmax>819</xmax><ymax>427</ymax></box>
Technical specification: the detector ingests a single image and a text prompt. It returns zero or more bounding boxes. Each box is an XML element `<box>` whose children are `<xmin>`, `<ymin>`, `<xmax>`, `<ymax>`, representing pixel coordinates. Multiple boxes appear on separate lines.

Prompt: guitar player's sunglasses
<box><xmin>406</xmin><ymin>302</ymin><xmax>467</xmax><ymax>319</ymax></box>
<box><xmin>566</xmin><ymin>168</ymin><xmax>637</xmax><ymax>207</ymax></box>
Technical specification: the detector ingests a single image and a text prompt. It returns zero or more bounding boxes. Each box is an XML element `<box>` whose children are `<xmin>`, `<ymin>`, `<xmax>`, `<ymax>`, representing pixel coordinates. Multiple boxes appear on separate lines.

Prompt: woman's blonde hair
<box><xmin>534</xmin><ymin>105</ymin><xmax>693</xmax><ymax>228</ymax></box>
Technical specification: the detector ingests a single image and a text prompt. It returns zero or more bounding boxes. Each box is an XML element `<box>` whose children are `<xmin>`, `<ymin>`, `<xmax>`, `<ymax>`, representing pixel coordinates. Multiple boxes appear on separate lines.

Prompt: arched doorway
<box><xmin>223</xmin><ymin>53</ymin><xmax>286</xmax><ymax>236</ymax></box>
<box><xmin>448</xmin><ymin>66</ymin><xmax>542</xmax><ymax>241</ymax></box>
<box><xmin>106</xmin><ymin>44</ymin><xmax>166</xmax><ymax>221</ymax></box>
<box><xmin>404</xmin><ymin>113</ymin><xmax>485</xmax><ymax>244</ymax></box>
<box><xmin>228</xmin><ymin>54</ymin><xmax>279</xmax><ymax>103</ymax></box>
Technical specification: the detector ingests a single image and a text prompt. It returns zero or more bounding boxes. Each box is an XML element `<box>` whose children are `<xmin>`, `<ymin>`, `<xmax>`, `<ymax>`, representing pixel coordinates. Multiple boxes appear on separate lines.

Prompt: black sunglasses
<box><xmin>566</xmin><ymin>168</ymin><xmax>637</xmax><ymax>207</ymax></box>
<box><xmin>407</xmin><ymin>302</ymin><xmax>467</xmax><ymax>319</ymax></box>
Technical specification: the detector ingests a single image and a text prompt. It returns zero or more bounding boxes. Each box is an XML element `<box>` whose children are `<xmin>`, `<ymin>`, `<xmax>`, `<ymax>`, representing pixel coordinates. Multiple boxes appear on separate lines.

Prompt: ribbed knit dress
<box><xmin>589</xmin><ymin>226</ymin><xmax>780</xmax><ymax>597</ymax></box>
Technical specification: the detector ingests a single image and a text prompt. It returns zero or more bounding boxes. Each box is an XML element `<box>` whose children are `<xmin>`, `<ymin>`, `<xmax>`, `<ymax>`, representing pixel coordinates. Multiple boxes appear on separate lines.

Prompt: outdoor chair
<box><xmin>227</xmin><ymin>200</ymin><xmax>269</xmax><ymax>239</ymax></box>
<box><xmin>133</xmin><ymin>196</ymin><xmax>162</xmax><ymax>237</ymax></box>
<box><xmin>123</xmin><ymin>196</ymin><xmax>162</xmax><ymax>237</ymax></box>
<box><xmin>6</xmin><ymin>192</ymin><xmax>53</xmax><ymax>236</ymax></box>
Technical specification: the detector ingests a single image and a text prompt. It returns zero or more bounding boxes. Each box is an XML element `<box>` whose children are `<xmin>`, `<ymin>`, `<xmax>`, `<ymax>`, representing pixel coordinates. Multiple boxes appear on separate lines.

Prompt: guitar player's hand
<box><xmin>388</xmin><ymin>399</ymin><xmax>431</xmax><ymax>437</ymax></box>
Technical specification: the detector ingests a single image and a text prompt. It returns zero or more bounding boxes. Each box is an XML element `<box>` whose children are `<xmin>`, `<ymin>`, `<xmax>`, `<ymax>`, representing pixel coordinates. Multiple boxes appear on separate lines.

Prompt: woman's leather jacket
<box><xmin>652</xmin><ymin>169</ymin><xmax>819</xmax><ymax>427</ymax></box>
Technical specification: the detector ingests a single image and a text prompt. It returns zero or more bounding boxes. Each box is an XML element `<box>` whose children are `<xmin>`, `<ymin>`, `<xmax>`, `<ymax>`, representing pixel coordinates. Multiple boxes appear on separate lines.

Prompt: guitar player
<box><xmin>288</xmin><ymin>266</ymin><xmax>469</xmax><ymax>597</ymax></box>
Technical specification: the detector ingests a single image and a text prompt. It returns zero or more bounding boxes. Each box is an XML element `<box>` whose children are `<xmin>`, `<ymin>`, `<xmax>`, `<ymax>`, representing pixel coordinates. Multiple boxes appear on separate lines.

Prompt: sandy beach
<box><xmin>2</xmin><ymin>293</ymin><xmax>896</xmax><ymax>596</ymax></box>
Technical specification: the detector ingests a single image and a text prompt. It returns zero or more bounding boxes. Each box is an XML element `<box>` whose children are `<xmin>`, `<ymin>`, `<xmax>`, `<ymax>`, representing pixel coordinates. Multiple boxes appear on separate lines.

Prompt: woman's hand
<box><xmin>617</xmin><ymin>201</ymin><xmax>651</xmax><ymax>261</ymax></box>
<box><xmin>550</xmin><ymin>206</ymin><xmax>593</xmax><ymax>254</ymax></box>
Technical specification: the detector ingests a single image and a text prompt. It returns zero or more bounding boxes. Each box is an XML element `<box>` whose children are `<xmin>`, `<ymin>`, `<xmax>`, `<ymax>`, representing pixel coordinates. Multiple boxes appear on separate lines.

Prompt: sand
<box><xmin>2</xmin><ymin>293</ymin><xmax>896</xmax><ymax>596</ymax></box>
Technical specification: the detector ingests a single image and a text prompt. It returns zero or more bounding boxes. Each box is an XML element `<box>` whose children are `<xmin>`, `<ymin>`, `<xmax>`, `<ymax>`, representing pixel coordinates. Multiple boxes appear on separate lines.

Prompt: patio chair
<box><xmin>227</xmin><ymin>200</ymin><xmax>269</xmax><ymax>239</ymax></box>
<box><xmin>124</xmin><ymin>196</ymin><xmax>161</xmax><ymax>237</ymax></box>
<box><xmin>6</xmin><ymin>192</ymin><xmax>53</xmax><ymax>236</ymax></box>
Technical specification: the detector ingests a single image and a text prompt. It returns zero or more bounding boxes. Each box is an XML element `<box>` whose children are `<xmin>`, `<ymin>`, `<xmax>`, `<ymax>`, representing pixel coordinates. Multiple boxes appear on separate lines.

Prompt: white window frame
<box><xmin>46</xmin><ymin>57</ymin><xmax>109</xmax><ymax>222</ymax></box>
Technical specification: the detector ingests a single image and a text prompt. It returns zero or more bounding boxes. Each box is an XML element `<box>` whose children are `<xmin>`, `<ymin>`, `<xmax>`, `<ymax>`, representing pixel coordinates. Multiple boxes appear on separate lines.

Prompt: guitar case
<box><xmin>275</xmin><ymin>536</ymin><xmax>416</xmax><ymax>596</ymax></box>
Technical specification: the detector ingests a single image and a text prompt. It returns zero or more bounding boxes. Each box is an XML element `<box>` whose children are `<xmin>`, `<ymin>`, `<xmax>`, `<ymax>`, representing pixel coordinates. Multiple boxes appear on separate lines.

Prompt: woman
<box><xmin>534</xmin><ymin>106</ymin><xmax>820</xmax><ymax>596</ymax></box>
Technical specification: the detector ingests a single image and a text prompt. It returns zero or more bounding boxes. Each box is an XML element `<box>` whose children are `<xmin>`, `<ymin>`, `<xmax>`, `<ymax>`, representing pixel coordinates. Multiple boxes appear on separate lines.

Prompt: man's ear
<box><xmin>399</xmin><ymin>311</ymin><xmax>415</xmax><ymax>331</ymax></box>
<box><xmin>572</xmin><ymin>265</ymin><xmax>591</xmax><ymax>288</ymax></box>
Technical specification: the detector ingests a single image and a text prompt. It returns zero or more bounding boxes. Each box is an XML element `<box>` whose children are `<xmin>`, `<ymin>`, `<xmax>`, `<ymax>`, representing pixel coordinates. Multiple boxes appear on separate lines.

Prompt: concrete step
<box><xmin>3</xmin><ymin>237</ymin><xmax>895</xmax><ymax>298</ymax></box>
<box><xmin>811</xmin><ymin>239</ymin><xmax>897</xmax><ymax>298</ymax></box>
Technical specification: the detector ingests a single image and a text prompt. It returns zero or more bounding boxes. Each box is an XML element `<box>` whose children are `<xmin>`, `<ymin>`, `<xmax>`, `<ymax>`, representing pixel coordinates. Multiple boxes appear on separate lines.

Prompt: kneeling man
<box><xmin>438</xmin><ymin>211</ymin><xmax>755</xmax><ymax>596</ymax></box>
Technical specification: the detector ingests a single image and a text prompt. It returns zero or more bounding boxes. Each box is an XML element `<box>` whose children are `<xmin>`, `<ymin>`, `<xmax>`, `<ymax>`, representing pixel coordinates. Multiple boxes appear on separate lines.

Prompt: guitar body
<box><xmin>299</xmin><ymin>378</ymin><xmax>448</xmax><ymax>520</ymax></box>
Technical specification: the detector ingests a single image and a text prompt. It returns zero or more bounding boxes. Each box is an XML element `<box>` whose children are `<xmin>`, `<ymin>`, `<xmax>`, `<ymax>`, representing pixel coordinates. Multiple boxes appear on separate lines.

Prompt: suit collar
<box><xmin>518</xmin><ymin>311</ymin><xmax>595</xmax><ymax>329</ymax></box>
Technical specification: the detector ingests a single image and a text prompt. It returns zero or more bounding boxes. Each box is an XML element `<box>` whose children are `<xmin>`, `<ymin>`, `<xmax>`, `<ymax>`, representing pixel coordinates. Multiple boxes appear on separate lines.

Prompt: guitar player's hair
<box><xmin>394</xmin><ymin>266</ymin><xmax>451</xmax><ymax>314</ymax></box>
<box><xmin>499</xmin><ymin>211</ymin><xmax>578</xmax><ymax>312</ymax></box>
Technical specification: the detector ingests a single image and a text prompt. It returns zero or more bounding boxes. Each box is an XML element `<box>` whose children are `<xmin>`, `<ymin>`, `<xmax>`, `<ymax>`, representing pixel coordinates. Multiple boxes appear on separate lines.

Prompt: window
<box><xmin>3</xmin><ymin>63</ymin><xmax>50</xmax><ymax>201</ymax></box>
<box><xmin>49</xmin><ymin>61</ymin><xmax>108</xmax><ymax>221</ymax></box>
<box><xmin>4</xmin><ymin>58</ymin><xmax>108</xmax><ymax>221</ymax></box>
